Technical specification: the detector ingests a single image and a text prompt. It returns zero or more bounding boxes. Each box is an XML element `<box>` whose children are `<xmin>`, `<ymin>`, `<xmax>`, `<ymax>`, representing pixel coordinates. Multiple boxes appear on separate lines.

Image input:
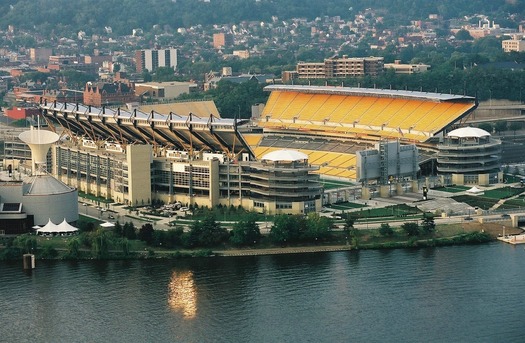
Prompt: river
<box><xmin>1</xmin><ymin>242</ymin><xmax>524</xmax><ymax>342</ymax></box>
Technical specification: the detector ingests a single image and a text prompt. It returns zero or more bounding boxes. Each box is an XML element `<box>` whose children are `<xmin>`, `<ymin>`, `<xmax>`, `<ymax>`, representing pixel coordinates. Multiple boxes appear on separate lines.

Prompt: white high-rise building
<box><xmin>135</xmin><ymin>48</ymin><xmax>178</xmax><ymax>73</ymax></box>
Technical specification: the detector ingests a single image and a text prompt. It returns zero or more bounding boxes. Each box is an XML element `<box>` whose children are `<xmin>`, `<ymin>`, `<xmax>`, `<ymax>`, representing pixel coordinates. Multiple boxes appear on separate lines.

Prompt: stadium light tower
<box><xmin>18</xmin><ymin>128</ymin><xmax>59</xmax><ymax>176</ymax></box>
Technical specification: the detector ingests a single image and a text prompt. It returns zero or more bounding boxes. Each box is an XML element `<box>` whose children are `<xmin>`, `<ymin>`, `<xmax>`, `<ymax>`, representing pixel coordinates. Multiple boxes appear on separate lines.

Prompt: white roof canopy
<box><xmin>448</xmin><ymin>127</ymin><xmax>490</xmax><ymax>138</ymax></box>
<box><xmin>36</xmin><ymin>218</ymin><xmax>78</xmax><ymax>234</ymax></box>
<box><xmin>261</xmin><ymin>149</ymin><xmax>308</xmax><ymax>162</ymax></box>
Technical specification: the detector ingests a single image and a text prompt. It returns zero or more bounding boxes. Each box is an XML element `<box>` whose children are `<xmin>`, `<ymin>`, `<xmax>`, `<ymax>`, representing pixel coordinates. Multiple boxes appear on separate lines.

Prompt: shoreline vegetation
<box><xmin>0</xmin><ymin>222</ymin><xmax>509</xmax><ymax>262</ymax></box>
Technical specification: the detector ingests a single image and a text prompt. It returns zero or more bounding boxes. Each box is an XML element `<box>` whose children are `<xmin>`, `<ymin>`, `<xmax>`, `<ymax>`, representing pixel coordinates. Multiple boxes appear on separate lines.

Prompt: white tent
<box><xmin>100</xmin><ymin>222</ymin><xmax>115</xmax><ymax>228</ymax></box>
<box><xmin>36</xmin><ymin>218</ymin><xmax>78</xmax><ymax>235</ymax></box>
<box><xmin>57</xmin><ymin>218</ymin><xmax>78</xmax><ymax>233</ymax></box>
<box><xmin>466</xmin><ymin>186</ymin><xmax>484</xmax><ymax>194</ymax></box>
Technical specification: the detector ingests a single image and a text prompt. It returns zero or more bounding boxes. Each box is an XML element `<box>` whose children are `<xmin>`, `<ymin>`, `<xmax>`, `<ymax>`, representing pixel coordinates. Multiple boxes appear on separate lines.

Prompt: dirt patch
<box><xmin>462</xmin><ymin>222</ymin><xmax>523</xmax><ymax>237</ymax></box>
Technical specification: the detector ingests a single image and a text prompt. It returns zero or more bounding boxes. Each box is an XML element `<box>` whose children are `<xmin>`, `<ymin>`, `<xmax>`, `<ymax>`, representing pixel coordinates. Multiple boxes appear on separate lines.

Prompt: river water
<box><xmin>1</xmin><ymin>242</ymin><xmax>524</xmax><ymax>343</ymax></box>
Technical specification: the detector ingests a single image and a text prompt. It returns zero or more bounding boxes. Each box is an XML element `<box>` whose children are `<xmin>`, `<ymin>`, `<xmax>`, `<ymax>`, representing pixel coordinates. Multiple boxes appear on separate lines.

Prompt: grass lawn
<box><xmin>353</xmin><ymin>204</ymin><xmax>421</xmax><ymax>219</ymax></box>
<box><xmin>483</xmin><ymin>186</ymin><xmax>525</xmax><ymax>199</ymax></box>
<box><xmin>431</xmin><ymin>185</ymin><xmax>470</xmax><ymax>193</ymax></box>
<box><xmin>320</xmin><ymin>179</ymin><xmax>355</xmax><ymax>190</ymax></box>
<box><xmin>326</xmin><ymin>202</ymin><xmax>367</xmax><ymax>210</ymax></box>
<box><xmin>190</xmin><ymin>207</ymin><xmax>274</xmax><ymax>222</ymax></box>
<box><xmin>498</xmin><ymin>197</ymin><xmax>525</xmax><ymax>209</ymax></box>
<box><xmin>78</xmin><ymin>192</ymin><xmax>113</xmax><ymax>204</ymax></box>
<box><xmin>503</xmin><ymin>174</ymin><xmax>523</xmax><ymax>183</ymax></box>
<box><xmin>36</xmin><ymin>236</ymin><xmax>73</xmax><ymax>249</ymax></box>
<box><xmin>451</xmin><ymin>195</ymin><xmax>499</xmax><ymax>210</ymax></box>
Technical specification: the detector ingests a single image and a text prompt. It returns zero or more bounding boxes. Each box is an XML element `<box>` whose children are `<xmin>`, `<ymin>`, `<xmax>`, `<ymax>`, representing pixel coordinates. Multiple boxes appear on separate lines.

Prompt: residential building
<box><xmin>384</xmin><ymin>60</ymin><xmax>431</xmax><ymax>74</ymax></box>
<box><xmin>29</xmin><ymin>48</ymin><xmax>53</xmax><ymax>64</ymax></box>
<box><xmin>213</xmin><ymin>33</ymin><xmax>233</xmax><ymax>49</ymax></box>
<box><xmin>502</xmin><ymin>38</ymin><xmax>525</xmax><ymax>52</ymax></box>
<box><xmin>135</xmin><ymin>48</ymin><xmax>178</xmax><ymax>73</ymax></box>
<box><xmin>295</xmin><ymin>56</ymin><xmax>384</xmax><ymax>79</ymax></box>
<box><xmin>134</xmin><ymin>81</ymin><xmax>198</xmax><ymax>100</ymax></box>
<box><xmin>233</xmin><ymin>50</ymin><xmax>250</xmax><ymax>59</ymax></box>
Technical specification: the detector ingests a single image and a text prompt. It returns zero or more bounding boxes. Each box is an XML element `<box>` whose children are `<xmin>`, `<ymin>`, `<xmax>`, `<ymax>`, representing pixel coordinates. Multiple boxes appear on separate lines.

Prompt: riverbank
<box><xmin>1</xmin><ymin>222</ymin><xmax>520</xmax><ymax>261</ymax></box>
<box><xmin>213</xmin><ymin>231</ymin><xmax>495</xmax><ymax>257</ymax></box>
<box><xmin>0</xmin><ymin>231</ymin><xmax>499</xmax><ymax>260</ymax></box>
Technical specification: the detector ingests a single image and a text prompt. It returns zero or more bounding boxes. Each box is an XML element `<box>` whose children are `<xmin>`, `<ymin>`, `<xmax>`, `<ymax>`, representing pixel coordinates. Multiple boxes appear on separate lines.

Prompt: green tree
<box><xmin>91</xmin><ymin>228</ymin><xmax>111</xmax><ymax>259</ymax></box>
<box><xmin>342</xmin><ymin>215</ymin><xmax>359</xmax><ymax>245</ymax></box>
<box><xmin>186</xmin><ymin>214</ymin><xmax>228</xmax><ymax>248</ymax></box>
<box><xmin>138</xmin><ymin>223</ymin><xmax>155</xmax><ymax>245</ymax></box>
<box><xmin>269</xmin><ymin>215</ymin><xmax>306</xmax><ymax>245</ymax></box>
<box><xmin>153</xmin><ymin>66</ymin><xmax>176</xmax><ymax>82</ymax></box>
<box><xmin>154</xmin><ymin>227</ymin><xmax>184</xmax><ymax>248</ymax></box>
<box><xmin>478</xmin><ymin>123</ymin><xmax>493</xmax><ymax>133</ymax></box>
<box><xmin>303</xmin><ymin>213</ymin><xmax>333</xmax><ymax>243</ymax></box>
<box><xmin>402</xmin><ymin>222</ymin><xmax>420</xmax><ymax>236</ymax></box>
<box><xmin>77</xmin><ymin>220</ymin><xmax>96</xmax><ymax>232</ymax></box>
<box><xmin>509</xmin><ymin>121</ymin><xmax>523</xmax><ymax>136</ymax></box>
<box><xmin>67</xmin><ymin>238</ymin><xmax>81</xmax><ymax>259</ymax></box>
<box><xmin>495</xmin><ymin>121</ymin><xmax>508</xmax><ymax>133</ymax></box>
<box><xmin>113</xmin><ymin>221</ymin><xmax>123</xmax><ymax>237</ymax></box>
<box><xmin>13</xmin><ymin>235</ymin><xmax>37</xmax><ymax>254</ymax></box>
<box><xmin>343</xmin><ymin>216</ymin><xmax>355</xmax><ymax>235</ymax></box>
<box><xmin>230</xmin><ymin>215</ymin><xmax>261</xmax><ymax>246</ymax></box>
<box><xmin>142</xmin><ymin>70</ymin><xmax>153</xmax><ymax>82</ymax></box>
<box><xmin>40</xmin><ymin>245</ymin><xmax>58</xmax><ymax>259</ymax></box>
<box><xmin>421</xmin><ymin>213</ymin><xmax>436</xmax><ymax>234</ymax></box>
<box><xmin>60</xmin><ymin>70</ymin><xmax>98</xmax><ymax>90</ymax></box>
<box><xmin>123</xmin><ymin>222</ymin><xmax>136</xmax><ymax>240</ymax></box>
<box><xmin>379</xmin><ymin>223</ymin><xmax>394</xmax><ymax>236</ymax></box>
<box><xmin>454</xmin><ymin>29</ymin><xmax>473</xmax><ymax>41</ymax></box>
<box><xmin>121</xmin><ymin>238</ymin><xmax>130</xmax><ymax>256</ymax></box>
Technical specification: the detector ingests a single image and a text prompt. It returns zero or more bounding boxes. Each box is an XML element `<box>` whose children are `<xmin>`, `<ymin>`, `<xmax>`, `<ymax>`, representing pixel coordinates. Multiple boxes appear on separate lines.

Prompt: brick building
<box><xmin>83</xmin><ymin>82</ymin><xmax>139</xmax><ymax>106</ymax></box>
<box><xmin>213</xmin><ymin>33</ymin><xmax>234</xmax><ymax>49</ymax></box>
<box><xmin>294</xmin><ymin>56</ymin><xmax>384</xmax><ymax>79</ymax></box>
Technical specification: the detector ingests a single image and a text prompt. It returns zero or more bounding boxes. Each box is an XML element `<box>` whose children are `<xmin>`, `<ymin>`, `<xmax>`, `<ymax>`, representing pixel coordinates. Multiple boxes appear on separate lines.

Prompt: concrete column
<box><xmin>379</xmin><ymin>185</ymin><xmax>390</xmax><ymax>198</ymax></box>
<box><xmin>396</xmin><ymin>182</ymin><xmax>404</xmax><ymax>195</ymax></box>
<box><xmin>411</xmin><ymin>180</ymin><xmax>419</xmax><ymax>192</ymax></box>
<box><xmin>361</xmin><ymin>186</ymin><xmax>371</xmax><ymax>200</ymax></box>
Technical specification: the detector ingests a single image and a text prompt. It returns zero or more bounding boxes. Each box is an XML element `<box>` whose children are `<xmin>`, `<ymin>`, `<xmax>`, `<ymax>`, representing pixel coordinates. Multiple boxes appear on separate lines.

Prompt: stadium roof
<box><xmin>264</xmin><ymin>85</ymin><xmax>476</xmax><ymax>102</ymax></box>
<box><xmin>39</xmin><ymin>101</ymin><xmax>253</xmax><ymax>157</ymax></box>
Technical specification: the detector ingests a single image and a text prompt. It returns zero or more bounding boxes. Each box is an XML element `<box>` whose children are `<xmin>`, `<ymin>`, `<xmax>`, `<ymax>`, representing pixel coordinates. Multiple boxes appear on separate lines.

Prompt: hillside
<box><xmin>0</xmin><ymin>0</ymin><xmax>522</xmax><ymax>36</ymax></box>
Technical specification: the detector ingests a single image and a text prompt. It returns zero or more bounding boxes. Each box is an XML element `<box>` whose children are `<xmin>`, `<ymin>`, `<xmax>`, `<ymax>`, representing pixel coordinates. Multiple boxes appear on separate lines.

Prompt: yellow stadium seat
<box><xmin>328</xmin><ymin>96</ymin><xmax>363</xmax><ymax>123</ymax></box>
<box><xmin>359</xmin><ymin>97</ymin><xmax>394</xmax><ymax>126</ymax></box>
<box><xmin>300</xmin><ymin>94</ymin><xmax>331</xmax><ymax>121</ymax></box>
<box><xmin>242</xmin><ymin>134</ymin><xmax>263</xmax><ymax>147</ymax></box>
<box><xmin>262</xmin><ymin>91</ymin><xmax>299</xmax><ymax>120</ymax></box>
<box><xmin>280</xmin><ymin>93</ymin><xmax>314</xmax><ymax>120</ymax></box>
<box><xmin>387</xmin><ymin>100</ymin><xmax>423</xmax><ymax>128</ymax></box>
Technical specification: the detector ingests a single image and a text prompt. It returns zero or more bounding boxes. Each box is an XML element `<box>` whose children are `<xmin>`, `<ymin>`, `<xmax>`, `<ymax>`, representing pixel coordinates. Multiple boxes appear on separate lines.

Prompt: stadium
<box><xmin>32</xmin><ymin>84</ymin><xmax>486</xmax><ymax>214</ymax></box>
<box><xmin>245</xmin><ymin>85</ymin><xmax>480</xmax><ymax>191</ymax></box>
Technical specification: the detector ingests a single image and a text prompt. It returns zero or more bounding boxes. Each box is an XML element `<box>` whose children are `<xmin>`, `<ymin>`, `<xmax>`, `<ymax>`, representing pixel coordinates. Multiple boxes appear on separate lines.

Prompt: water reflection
<box><xmin>167</xmin><ymin>270</ymin><xmax>197</xmax><ymax>319</ymax></box>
